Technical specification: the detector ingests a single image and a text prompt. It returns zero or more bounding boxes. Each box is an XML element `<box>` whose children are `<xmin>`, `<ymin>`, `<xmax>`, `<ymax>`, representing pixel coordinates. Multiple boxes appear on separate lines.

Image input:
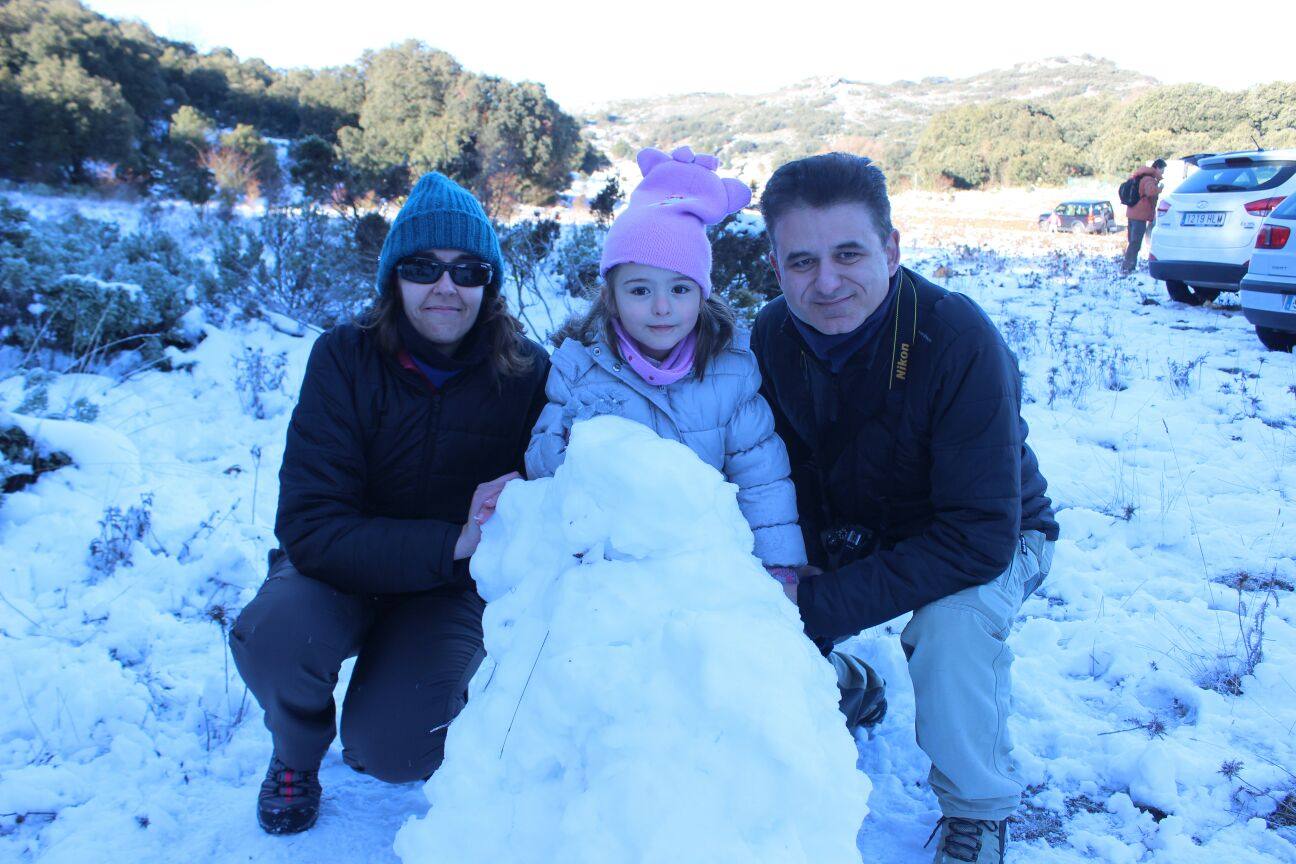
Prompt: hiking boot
<box><xmin>829</xmin><ymin>650</ymin><xmax>888</xmax><ymax>732</ymax></box>
<box><xmin>925</xmin><ymin>817</ymin><xmax>1007</xmax><ymax>863</ymax></box>
<box><xmin>257</xmin><ymin>755</ymin><xmax>321</xmax><ymax>835</ymax></box>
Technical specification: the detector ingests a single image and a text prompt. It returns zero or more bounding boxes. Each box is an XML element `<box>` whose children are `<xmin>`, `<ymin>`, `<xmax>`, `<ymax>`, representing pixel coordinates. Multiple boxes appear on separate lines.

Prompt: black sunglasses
<box><xmin>396</xmin><ymin>256</ymin><xmax>494</xmax><ymax>288</ymax></box>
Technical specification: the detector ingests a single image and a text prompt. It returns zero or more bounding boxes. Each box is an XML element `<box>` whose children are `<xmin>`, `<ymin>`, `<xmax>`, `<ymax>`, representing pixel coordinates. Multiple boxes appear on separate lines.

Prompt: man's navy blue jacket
<box><xmin>275</xmin><ymin>323</ymin><xmax>550</xmax><ymax>595</ymax></box>
<box><xmin>751</xmin><ymin>266</ymin><xmax>1058</xmax><ymax>641</ymax></box>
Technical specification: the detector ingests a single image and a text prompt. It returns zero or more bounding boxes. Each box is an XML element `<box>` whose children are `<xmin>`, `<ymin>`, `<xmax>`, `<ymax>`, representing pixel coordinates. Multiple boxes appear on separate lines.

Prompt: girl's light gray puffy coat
<box><xmin>526</xmin><ymin>332</ymin><xmax>807</xmax><ymax>567</ymax></box>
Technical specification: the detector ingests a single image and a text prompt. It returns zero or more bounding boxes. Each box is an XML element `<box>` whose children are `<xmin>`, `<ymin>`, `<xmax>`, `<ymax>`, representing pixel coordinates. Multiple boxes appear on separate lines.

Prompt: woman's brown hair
<box><xmin>359</xmin><ymin>274</ymin><xmax>536</xmax><ymax>380</ymax></box>
<box><xmin>553</xmin><ymin>269</ymin><xmax>736</xmax><ymax>379</ymax></box>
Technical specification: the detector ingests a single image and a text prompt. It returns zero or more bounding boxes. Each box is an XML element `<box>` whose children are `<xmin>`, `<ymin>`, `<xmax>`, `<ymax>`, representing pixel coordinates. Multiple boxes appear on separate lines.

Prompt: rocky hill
<box><xmin>584</xmin><ymin>55</ymin><xmax>1159</xmax><ymax>179</ymax></box>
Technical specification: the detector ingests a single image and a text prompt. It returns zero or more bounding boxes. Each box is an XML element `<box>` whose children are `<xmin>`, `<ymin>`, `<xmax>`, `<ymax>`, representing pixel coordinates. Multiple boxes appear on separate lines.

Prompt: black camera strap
<box><xmin>873</xmin><ymin>270</ymin><xmax>921</xmax><ymax>547</ymax></box>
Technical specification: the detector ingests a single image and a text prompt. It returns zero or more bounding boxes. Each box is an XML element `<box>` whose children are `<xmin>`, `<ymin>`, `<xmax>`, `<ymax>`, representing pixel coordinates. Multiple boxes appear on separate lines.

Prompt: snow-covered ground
<box><xmin>2</xmin><ymin>207</ymin><xmax>1295</xmax><ymax>861</ymax></box>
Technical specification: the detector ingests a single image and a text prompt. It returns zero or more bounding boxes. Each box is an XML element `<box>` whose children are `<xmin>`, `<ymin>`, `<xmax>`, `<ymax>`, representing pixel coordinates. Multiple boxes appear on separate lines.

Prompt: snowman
<box><xmin>395</xmin><ymin>416</ymin><xmax>870</xmax><ymax>863</ymax></box>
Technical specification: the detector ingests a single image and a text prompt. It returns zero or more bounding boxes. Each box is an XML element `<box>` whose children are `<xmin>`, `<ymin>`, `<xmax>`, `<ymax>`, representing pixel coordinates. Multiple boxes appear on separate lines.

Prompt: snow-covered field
<box><xmin>2</xmin><ymin>192</ymin><xmax>1295</xmax><ymax>862</ymax></box>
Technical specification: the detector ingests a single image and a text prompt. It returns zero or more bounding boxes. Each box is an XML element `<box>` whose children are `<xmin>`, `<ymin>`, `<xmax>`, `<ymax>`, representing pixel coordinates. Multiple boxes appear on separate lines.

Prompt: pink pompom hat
<box><xmin>599</xmin><ymin>146</ymin><xmax>752</xmax><ymax>298</ymax></box>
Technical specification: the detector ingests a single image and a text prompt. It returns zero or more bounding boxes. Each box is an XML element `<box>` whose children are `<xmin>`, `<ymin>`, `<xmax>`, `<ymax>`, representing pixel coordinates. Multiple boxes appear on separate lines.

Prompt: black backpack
<box><xmin>1118</xmin><ymin>176</ymin><xmax>1142</xmax><ymax>207</ymax></box>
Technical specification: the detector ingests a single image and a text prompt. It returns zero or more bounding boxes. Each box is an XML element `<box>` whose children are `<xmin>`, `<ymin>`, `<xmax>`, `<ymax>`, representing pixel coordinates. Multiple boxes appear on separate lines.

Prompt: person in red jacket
<box><xmin>1121</xmin><ymin>158</ymin><xmax>1166</xmax><ymax>275</ymax></box>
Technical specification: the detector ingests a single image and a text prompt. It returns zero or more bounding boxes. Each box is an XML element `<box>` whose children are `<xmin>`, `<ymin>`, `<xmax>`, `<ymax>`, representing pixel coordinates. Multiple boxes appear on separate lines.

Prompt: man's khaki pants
<box><xmin>901</xmin><ymin>530</ymin><xmax>1055</xmax><ymax>821</ymax></box>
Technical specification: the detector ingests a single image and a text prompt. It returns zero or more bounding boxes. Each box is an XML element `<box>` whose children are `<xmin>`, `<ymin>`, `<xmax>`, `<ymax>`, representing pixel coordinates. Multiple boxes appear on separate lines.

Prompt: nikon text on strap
<box><xmin>889</xmin><ymin>270</ymin><xmax>919</xmax><ymax>393</ymax></box>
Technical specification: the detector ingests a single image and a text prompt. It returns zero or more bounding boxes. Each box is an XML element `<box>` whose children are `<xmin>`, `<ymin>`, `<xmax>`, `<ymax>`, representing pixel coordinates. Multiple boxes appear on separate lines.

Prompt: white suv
<box><xmin>1149</xmin><ymin>149</ymin><xmax>1296</xmax><ymax>305</ymax></box>
<box><xmin>1240</xmin><ymin>194</ymin><xmax>1296</xmax><ymax>351</ymax></box>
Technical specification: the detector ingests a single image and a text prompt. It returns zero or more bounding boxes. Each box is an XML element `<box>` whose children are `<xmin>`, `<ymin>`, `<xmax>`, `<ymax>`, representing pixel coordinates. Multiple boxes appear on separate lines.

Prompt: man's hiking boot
<box><xmin>925</xmin><ymin>817</ymin><xmax>1007</xmax><ymax>863</ymax></box>
<box><xmin>257</xmin><ymin>755</ymin><xmax>322</xmax><ymax>835</ymax></box>
<box><xmin>830</xmin><ymin>650</ymin><xmax>888</xmax><ymax>732</ymax></box>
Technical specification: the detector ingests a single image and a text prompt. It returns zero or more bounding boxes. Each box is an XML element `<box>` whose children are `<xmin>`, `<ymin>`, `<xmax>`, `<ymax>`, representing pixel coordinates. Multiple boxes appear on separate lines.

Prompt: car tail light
<box><xmin>1157</xmin><ymin>201</ymin><xmax>1170</xmax><ymax>216</ymax></box>
<box><xmin>1149</xmin><ymin>253</ymin><xmax>1157</xmax><ymax>261</ymax></box>
<box><xmin>1256</xmin><ymin>225</ymin><xmax>1291</xmax><ymax>249</ymax></box>
<box><xmin>1245</xmin><ymin>196</ymin><xmax>1287</xmax><ymax>217</ymax></box>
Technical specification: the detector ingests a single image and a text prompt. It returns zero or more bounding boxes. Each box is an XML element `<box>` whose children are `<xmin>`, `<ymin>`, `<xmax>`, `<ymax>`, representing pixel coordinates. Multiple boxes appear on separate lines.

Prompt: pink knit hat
<box><xmin>599</xmin><ymin>146</ymin><xmax>752</xmax><ymax>297</ymax></box>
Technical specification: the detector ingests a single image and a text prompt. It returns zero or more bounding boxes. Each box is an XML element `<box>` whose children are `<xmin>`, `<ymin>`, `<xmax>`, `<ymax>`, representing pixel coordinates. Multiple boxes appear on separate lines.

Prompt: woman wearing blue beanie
<box><xmin>230</xmin><ymin>173</ymin><xmax>550</xmax><ymax>834</ymax></box>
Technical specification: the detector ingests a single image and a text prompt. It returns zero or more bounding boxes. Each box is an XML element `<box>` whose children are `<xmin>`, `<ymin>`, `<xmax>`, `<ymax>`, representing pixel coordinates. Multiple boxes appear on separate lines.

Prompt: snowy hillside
<box><xmin>583</xmin><ymin>55</ymin><xmax>1158</xmax><ymax>180</ymax></box>
<box><xmin>2</xmin><ymin>210</ymin><xmax>1295</xmax><ymax>861</ymax></box>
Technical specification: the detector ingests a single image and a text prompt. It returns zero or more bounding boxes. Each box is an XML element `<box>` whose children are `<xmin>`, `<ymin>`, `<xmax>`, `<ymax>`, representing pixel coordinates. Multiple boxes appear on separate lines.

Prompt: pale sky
<box><xmin>86</xmin><ymin>0</ymin><xmax>1286</xmax><ymax>111</ymax></box>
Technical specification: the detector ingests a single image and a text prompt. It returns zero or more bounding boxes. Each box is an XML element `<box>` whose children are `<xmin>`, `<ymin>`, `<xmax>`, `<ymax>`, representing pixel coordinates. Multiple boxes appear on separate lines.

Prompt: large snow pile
<box><xmin>395</xmin><ymin>416</ymin><xmax>870</xmax><ymax>864</ymax></box>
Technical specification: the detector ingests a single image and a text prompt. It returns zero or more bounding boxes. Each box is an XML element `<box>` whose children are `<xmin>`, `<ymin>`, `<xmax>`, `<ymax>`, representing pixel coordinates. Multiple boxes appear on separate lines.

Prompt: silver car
<box><xmin>1240</xmin><ymin>194</ymin><xmax>1296</xmax><ymax>351</ymax></box>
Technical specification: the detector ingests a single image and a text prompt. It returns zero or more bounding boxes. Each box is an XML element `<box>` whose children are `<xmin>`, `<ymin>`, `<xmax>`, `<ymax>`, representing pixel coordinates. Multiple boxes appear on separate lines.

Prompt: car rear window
<box><xmin>1176</xmin><ymin>161</ymin><xmax>1296</xmax><ymax>194</ymax></box>
<box><xmin>1269</xmin><ymin>194</ymin><xmax>1296</xmax><ymax>220</ymax></box>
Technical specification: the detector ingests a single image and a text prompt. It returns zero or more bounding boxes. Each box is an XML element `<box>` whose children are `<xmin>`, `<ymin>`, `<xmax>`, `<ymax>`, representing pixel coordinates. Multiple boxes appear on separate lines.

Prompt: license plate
<box><xmin>1181</xmin><ymin>211</ymin><xmax>1226</xmax><ymax>227</ymax></box>
<box><xmin>1284</xmin><ymin>294</ymin><xmax>1296</xmax><ymax>312</ymax></box>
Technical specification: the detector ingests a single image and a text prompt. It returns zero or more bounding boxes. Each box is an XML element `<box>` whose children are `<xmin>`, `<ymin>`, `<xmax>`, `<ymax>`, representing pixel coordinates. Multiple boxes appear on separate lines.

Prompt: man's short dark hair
<box><xmin>759</xmin><ymin>152</ymin><xmax>894</xmax><ymax>245</ymax></box>
<box><xmin>1152</xmin><ymin>158</ymin><xmax>1167</xmax><ymax>170</ymax></box>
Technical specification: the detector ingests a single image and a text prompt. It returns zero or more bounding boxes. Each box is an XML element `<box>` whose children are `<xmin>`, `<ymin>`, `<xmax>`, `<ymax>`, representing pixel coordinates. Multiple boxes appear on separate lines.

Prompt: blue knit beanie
<box><xmin>375</xmin><ymin>172</ymin><xmax>504</xmax><ymax>294</ymax></box>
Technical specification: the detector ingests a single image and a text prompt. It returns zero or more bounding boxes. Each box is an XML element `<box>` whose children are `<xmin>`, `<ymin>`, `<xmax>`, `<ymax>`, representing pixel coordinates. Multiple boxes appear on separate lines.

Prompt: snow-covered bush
<box><xmin>552</xmin><ymin>222</ymin><xmax>604</xmax><ymax>299</ymax></box>
<box><xmin>498</xmin><ymin>218</ymin><xmax>562</xmax><ymax>334</ymax></box>
<box><xmin>87</xmin><ymin>493</ymin><xmax>154</xmax><ymax>581</ymax></box>
<box><xmin>708</xmin><ymin>212</ymin><xmax>780</xmax><ymax>323</ymax></box>
<box><xmin>0</xmin><ymin>421</ymin><xmax>71</xmax><ymax>498</ymax></box>
<box><xmin>0</xmin><ymin>200</ymin><xmax>201</xmax><ymax>365</ymax></box>
<box><xmin>233</xmin><ymin>346</ymin><xmax>288</xmax><ymax>419</ymax></box>
<box><xmin>1001</xmin><ymin>315</ymin><xmax>1040</xmax><ymax>359</ymax></box>
<box><xmin>1099</xmin><ymin>347</ymin><xmax>1136</xmax><ymax>392</ymax></box>
<box><xmin>1166</xmin><ymin>355</ymin><xmax>1208</xmax><ymax>395</ymax></box>
<box><xmin>15</xmin><ymin>369</ymin><xmax>52</xmax><ymax>415</ymax></box>
<box><xmin>12</xmin><ymin>369</ymin><xmax>99</xmax><ymax>421</ymax></box>
<box><xmin>204</xmin><ymin>205</ymin><xmax>372</xmax><ymax>327</ymax></box>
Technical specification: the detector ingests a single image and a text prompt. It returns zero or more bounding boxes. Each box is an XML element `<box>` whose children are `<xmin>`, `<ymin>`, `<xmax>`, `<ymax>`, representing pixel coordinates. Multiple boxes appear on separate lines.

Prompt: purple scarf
<box><xmin>610</xmin><ymin>318</ymin><xmax>696</xmax><ymax>386</ymax></box>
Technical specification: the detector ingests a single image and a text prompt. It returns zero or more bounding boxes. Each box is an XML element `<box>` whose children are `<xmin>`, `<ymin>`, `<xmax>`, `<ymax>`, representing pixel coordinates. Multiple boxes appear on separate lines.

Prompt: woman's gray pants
<box><xmin>230</xmin><ymin>553</ymin><xmax>486</xmax><ymax>783</ymax></box>
<box><xmin>900</xmin><ymin>530</ymin><xmax>1055</xmax><ymax>821</ymax></box>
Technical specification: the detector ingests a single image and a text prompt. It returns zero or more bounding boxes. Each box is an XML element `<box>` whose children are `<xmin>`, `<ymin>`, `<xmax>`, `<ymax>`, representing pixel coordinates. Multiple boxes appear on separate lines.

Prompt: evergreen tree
<box><xmin>912</xmin><ymin>100</ymin><xmax>1083</xmax><ymax>188</ymax></box>
<box><xmin>337</xmin><ymin>41</ymin><xmax>472</xmax><ymax>182</ymax></box>
<box><xmin>589</xmin><ymin>177</ymin><xmax>621</xmax><ymax>225</ymax></box>
<box><xmin>290</xmin><ymin>135</ymin><xmax>339</xmax><ymax>203</ymax></box>
<box><xmin>579</xmin><ymin>144</ymin><xmax>611</xmax><ymax>175</ymax></box>
<box><xmin>165</xmin><ymin>105</ymin><xmax>215</xmax><ymax>204</ymax></box>
<box><xmin>13</xmin><ymin>54</ymin><xmax>136</xmax><ymax>181</ymax></box>
<box><xmin>271</xmin><ymin>66</ymin><xmax>363</xmax><ymax>140</ymax></box>
<box><xmin>473</xmin><ymin>78</ymin><xmax>581</xmax><ymax>212</ymax></box>
<box><xmin>1244</xmin><ymin>81</ymin><xmax>1296</xmax><ymax>147</ymax></box>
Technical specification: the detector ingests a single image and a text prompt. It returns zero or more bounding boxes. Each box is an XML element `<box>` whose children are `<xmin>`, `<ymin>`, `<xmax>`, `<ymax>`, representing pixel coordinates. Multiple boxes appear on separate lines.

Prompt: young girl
<box><xmin>526</xmin><ymin>146</ymin><xmax>807</xmax><ymax>578</ymax></box>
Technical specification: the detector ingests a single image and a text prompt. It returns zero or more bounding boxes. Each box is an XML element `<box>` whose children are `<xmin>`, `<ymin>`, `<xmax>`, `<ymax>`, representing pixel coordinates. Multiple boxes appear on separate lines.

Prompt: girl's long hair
<box><xmin>359</xmin><ymin>276</ymin><xmax>536</xmax><ymax>379</ymax></box>
<box><xmin>554</xmin><ymin>276</ymin><xmax>736</xmax><ymax>379</ymax></box>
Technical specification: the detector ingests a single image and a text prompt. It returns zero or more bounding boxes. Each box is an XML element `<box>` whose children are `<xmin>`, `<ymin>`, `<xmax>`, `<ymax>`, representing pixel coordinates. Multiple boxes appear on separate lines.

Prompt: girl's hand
<box><xmin>764</xmin><ymin>566</ymin><xmax>801</xmax><ymax>606</ymax></box>
<box><xmin>453</xmin><ymin>472</ymin><xmax>520</xmax><ymax>560</ymax></box>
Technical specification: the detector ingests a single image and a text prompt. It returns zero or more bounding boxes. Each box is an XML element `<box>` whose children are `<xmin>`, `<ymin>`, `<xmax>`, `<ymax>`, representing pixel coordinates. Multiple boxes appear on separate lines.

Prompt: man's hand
<box><xmin>453</xmin><ymin>472</ymin><xmax>520</xmax><ymax>560</ymax></box>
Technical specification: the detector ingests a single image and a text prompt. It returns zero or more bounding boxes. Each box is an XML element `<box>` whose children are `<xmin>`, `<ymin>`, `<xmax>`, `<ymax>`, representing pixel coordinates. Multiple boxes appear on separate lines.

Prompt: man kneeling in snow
<box><xmin>751</xmin><ymin>153</ymin><xmax>1060</xmax><ymax>864</ymax></box>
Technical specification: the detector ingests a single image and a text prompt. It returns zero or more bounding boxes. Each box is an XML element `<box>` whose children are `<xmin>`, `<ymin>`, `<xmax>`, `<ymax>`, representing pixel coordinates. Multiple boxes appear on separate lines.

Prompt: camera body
<box><xmin>821</xmin><ymin>523</ymin><xmax>879</xmax><ymax>568</ymax></box>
